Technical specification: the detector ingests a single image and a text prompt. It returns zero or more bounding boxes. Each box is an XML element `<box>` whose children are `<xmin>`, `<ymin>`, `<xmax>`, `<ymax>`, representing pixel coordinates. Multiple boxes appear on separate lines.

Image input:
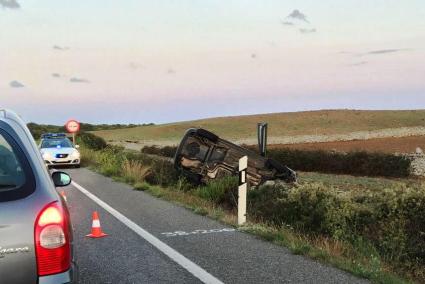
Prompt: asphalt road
<box><xmin>63</xmin><ymin>168</ymin><xmax>368</xmax><ymax>284</ymax></box>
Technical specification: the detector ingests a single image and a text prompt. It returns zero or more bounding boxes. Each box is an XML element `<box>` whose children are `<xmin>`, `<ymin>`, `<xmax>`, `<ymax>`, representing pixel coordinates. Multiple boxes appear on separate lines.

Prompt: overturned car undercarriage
<box><xmin>174</xmin><ymin>128</ymin><xmax>297</xmax><ymax>186</ymax></box>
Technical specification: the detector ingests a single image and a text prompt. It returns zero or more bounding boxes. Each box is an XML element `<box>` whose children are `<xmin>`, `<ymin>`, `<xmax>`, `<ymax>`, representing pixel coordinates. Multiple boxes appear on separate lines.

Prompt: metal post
<box><xmin>257</xmin><ymin>123</ymin><xmax>268</xmax><ymax>157</ymax></box>
<box><xmin>238</xmin><ymin>156</ymin><xmax>248</xmax><ymax>225</ymax></box>
<box><xmin>72</xmin><ymin>133</ymin><xmax>76</xmax><ymax>145</ymax></box>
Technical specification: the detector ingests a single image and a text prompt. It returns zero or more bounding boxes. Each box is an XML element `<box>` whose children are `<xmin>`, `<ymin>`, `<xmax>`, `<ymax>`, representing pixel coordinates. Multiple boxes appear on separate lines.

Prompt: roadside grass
<box><xmin>121</xmin><ymin>159</ymin><xmax>150</xmax><ymax>184</ymax></box>
<box><xmin>240</xmin><ymin>224</ymin><xmax>410</xmax><ymax>284</ymax></box>
<box><xmin>78</xmin><ymin>144</ymin><xmax>423</xmax><ymax>283</ymax></box>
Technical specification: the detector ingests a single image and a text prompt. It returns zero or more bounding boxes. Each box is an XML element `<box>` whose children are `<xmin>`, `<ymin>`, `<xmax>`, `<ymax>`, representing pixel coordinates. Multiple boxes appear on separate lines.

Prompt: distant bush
<box><xmin>78</xmin><ymin>132</ymin><xmax>107</xmax><ymax>150</ymax></box>
<box><xmin>141</xmin><ymin>145</ymin><xmax>177</xmax><ymax>158</ymax></box>
<box><xmin>27</xmin><ymin>122</ymin><xmax>154</xmax><ymax>137</ymax></box>
<box><xmin>268</xmin><ymin>148</ymin><xmax>411</xmax><ymax>178</ymax></box>
<box><xmin>27</xmin><ymin>123</ymin><xmax>64</xmax><ymax>139</ymax></box>
<box><xmin>248</xmin><ymin>183</ymin><xmax>425</xmax><ymax>271</ymax></box>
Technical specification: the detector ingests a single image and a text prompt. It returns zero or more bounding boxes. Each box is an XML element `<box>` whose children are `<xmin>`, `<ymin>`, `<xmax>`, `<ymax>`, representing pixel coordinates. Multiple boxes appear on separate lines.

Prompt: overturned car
<box><xmin>174</xmin><ymin>128</ymin><xmax>297</xmax><ymax>186</ymax></box>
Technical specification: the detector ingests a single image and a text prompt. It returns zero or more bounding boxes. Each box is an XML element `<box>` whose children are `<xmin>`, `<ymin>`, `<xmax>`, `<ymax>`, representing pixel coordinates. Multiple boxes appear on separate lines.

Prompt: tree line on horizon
<box><xmin>27</xmin><ymin>122</ymin><xmax>154</xmax><ymax>139</ymax></box>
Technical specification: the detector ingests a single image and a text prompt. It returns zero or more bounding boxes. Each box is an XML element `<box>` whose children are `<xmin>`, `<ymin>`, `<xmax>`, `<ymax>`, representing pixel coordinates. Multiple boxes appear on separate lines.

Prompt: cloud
<box><xmin>9</xmin><ymin>80</ymin><xmax>24</xmax><ymax>88</ymax></box>
<box><xmin>167</xmin><ymin>68</ymin><xmax>176</xmax><ymax>75</ymax></box>
<box><xmin>129</xmin><ymin>62</ymin><xmax>144</xmax><ymax>70</ymax></box>
<box><xmin>0</xmin><ymin>0</ymin><xmax>20</xmax><ymax>9</ymax></box>
<box><xmin>348</xmin><ymin>61</ymin><xmax>368</xmax><ymax>67</ymax></box>
<box><xmin>299</xmin><ymin>28</ymin><xmax>316</xmax><ymax>34</ymax></box>
<box><xmin>287</xmin><ymin>10</ymin><xmax>309</xmax><ymax>23</ymax></box>
<box><xmin>52</xmin><ymin>73</ymin><xmax>61</xmax><ymax>78</ymax></box>
<box><xmin>53</xmin><ymin>45</ymin><xmax>69</xmax><ymax>51</ymax></box>
<box><xmin>281</xmin><ymin>21</ymin><xmax>294</xmax><ymax>26</ymax></box>
<box><xmin>352</xmin><ymin>49</ymin><xmax>409</xmax><ymax>57</ymax></box>
<box><xmin>366</xmin><ymin>49</ymin><xmax>406</xmax><ymax>55</ymax></box>
<box><xmin>70</xmin><ymin>77</ymin><xmax>90</xmax><ymax>83</ymax></box>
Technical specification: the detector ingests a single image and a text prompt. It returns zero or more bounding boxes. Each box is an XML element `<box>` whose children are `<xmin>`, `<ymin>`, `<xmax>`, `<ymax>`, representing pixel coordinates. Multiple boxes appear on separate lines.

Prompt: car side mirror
<box><xmin>52</xmin><ymin>171</ymin><xmax>71</xmax><ymax>187</ymax></box>
<box><xmin>75</xmin><ymin>145</ymin><xmax>80</xmax><ymax>149</ymax></box>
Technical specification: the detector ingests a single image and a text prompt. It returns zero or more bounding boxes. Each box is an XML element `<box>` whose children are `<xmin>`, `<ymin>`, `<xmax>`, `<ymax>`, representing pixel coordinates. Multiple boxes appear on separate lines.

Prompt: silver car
<box><xmin>0</xmin><ymin>109</ymin><xmax>77</xmax><ymax>283</ymax></box>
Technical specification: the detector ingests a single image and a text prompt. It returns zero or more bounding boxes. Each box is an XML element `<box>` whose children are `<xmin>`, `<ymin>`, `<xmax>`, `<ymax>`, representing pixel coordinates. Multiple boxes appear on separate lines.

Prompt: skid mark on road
<box><xmin>71</xmin><ymin>181</ymin><xmax>223</xmax><ymax>284</ymax></box>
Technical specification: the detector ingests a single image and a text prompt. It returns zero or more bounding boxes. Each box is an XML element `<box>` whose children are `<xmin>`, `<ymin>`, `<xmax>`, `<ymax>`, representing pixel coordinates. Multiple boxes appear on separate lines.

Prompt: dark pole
<box><xmin>257</xmin><ymin>123</ymin><xmax>268</xmax><ymax>157</ymax></box>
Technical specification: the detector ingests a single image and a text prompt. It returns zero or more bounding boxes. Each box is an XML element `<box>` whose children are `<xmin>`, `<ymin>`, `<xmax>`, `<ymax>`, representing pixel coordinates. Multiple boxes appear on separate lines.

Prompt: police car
<box><xmin>39</xmin><ymin>133</ymin><xmax>81</xmax><ymax>167</ymax></box>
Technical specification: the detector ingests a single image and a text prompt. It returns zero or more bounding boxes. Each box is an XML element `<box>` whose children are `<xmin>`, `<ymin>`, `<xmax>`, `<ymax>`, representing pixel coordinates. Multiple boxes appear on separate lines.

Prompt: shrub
<box><xmin>197</xmin><ymin>176</ymin><xmax>239</xmax><ymax>206</ymax></box>
<box><xmin>175</xmin><ymin>177</ymin><xmax>194</xmax><ymax>192</ymax></box>
<box><xmin>268</xmin><ymin>148</ymin><xmax>411</xmax><ymax>178</ymax></box>
<box><xmin>79</xmin><ymin>146</ymin><xmax>99</xmax><ymax>167</ymax></box>
<box><xmin>141</xmin><ymin>145</ymin><xmax>177</xmax><ymax>158</ymax></box>
<box><xmin>78</xmin><ymin>132</ymin><xmax>107</xmax><ymax>150</ymax></box>
<box><xmin>121</xmin><ymin>159</ymin><xmax>151</xmax><ymax>184</ymax></box>
<box><xmin>145</xmin><ymin>159</ymin><xmax>179</xmax><ymax>186</ymax></box>
<box><xmin>96</xmin><ymin>146</ymin><xmax>125</xmax><ymax>176</ymax></box>
<box><xmin>248</xmin><ymin>182</ymin><xmax>425</xmax><ymax>270</ymax></box>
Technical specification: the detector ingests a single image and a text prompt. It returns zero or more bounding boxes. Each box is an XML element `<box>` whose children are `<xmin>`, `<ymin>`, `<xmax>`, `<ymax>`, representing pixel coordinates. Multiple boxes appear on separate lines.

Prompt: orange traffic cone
<box><xmin>86</xmin><ymin>211</ymin><xmax>108</xmax><ymax>238</ymax></box>
<box><xmin>60</xmin><ymin>191</ymin><xmax>67</xmax><ymax>202</ymax></box>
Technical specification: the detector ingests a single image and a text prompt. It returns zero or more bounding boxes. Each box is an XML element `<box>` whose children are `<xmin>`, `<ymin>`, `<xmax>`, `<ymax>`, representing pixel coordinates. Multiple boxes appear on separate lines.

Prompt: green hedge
<box><xmin>140</xmin><ymin>144</ymin><xmax>411</xmax><ymax>178</ymax></box>
<box><xmin>141</xmin><ymin>145</ymin><xmax>177</xmax><ymax>158</ymax></box>
<box><xmin>77</xmin><ymin>132</ymin><xmax>107</xmax><ymax>150</ymax></box>
<box><xmin>248</xmin><ymin>183</ymin><xmax>425</xmax><ymax>272</ymax></box>
<box><xmin>267</xmin><ymin>149</ymin><xmax>411</xmax><ymax>178</ymax></box>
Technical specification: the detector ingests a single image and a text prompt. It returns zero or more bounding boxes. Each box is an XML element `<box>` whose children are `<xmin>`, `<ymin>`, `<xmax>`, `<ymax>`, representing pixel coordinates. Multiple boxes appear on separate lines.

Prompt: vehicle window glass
<box><xmin>182</xmin><ymin>141</ymin><xmax>209</xmax><ymax>161</ymax></box>
<box><xmin>208</xmin><ymin>147</ymin><xmax>227</xmax><ymax>162</ymax></box>
<box><xmin>41</xmin><ymin>138</ymin><xmax>73</xmax><ymax>148</ymax></box>
<box><xmin>0</xmin><ymin>134</ymin><xmax>26</xmax><ymax>192</ymax></box>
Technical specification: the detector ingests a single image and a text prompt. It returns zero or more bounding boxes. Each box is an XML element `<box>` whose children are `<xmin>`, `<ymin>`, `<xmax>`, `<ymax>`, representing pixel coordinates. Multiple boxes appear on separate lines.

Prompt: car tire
<box><xmin>196</xmin><ymin>129</ymin><xmax>219</xmax><ymax>143</ymax></box>
<box><xmin>74</xmin><ymin>164</ymin><xmax>81</xmax><ymax>168</ymax></box>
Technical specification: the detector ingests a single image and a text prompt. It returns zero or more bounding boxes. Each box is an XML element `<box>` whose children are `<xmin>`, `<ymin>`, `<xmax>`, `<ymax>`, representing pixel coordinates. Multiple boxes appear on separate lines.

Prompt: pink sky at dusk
<box><xmin>1</xmin><ymin>1</ymin><xmax>424</xmax><ymax>124</ymax></box>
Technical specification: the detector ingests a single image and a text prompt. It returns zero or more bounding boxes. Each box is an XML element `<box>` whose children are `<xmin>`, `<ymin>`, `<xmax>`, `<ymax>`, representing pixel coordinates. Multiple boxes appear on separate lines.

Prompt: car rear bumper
<box><xmin>39</xmin><ymin>262</ymin><xmax>78</xmax><ymax>284</ymax></box>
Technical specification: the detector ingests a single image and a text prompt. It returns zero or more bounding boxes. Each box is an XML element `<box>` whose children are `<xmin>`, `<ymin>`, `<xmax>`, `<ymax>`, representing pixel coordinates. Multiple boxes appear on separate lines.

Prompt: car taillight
<box><xmin>35</xmin><ymin>201</ymin><xmax>71</xmax><ymax>276</ymax></box>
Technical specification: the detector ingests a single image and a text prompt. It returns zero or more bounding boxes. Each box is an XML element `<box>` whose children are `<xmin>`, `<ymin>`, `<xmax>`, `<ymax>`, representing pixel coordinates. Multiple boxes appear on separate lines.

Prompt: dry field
<box><xmin>269</xmin><ymin>135</ymin><xmax>425</xmax><ymax>154</ymax></box>
<box><xmin>93</xmin><ymin>109</ymin><xmax>425</xmax><ymax>143</ymax></box>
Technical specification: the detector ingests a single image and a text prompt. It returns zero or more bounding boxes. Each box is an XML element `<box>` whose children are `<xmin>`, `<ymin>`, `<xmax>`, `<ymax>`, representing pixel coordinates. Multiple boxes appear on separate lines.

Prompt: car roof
<box><xmin>0</xmin><ymin>109</ymin><xmax>26</xmax><ymax>124</ymax></box>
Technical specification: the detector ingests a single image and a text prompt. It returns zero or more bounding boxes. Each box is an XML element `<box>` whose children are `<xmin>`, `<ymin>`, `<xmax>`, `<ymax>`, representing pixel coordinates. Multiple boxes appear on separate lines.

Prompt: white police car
<box><xmin>39</xmin><ymin>133</ymin><xmax>80</xmax><ymax>167</ymax></box>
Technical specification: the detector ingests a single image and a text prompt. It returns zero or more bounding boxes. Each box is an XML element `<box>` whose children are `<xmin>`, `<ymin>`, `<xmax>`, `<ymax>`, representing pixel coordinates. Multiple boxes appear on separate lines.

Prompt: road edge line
<box><xmin>71</xmin><ymin>181</ymin><xmax>224</xmax><ymax>284</ymax></box>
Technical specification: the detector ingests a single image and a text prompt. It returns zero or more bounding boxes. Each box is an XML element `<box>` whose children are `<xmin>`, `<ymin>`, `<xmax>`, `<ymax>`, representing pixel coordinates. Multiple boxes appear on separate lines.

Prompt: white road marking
<box><xmin>162</xmin><ymin>228</ymin><xmax>236</xmax><ymax>237</ymax></box>
<box><xmin>71</xmin><ymin>181</ymin><xmax>224</xmax><ymax>284</ymax></box>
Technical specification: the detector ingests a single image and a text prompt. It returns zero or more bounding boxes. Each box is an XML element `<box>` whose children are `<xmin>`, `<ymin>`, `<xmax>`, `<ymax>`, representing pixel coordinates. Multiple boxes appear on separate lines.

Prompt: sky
<box><xmin>1</xmin><ymin>0</ymin><xmax>425</xmax><ymax>124</ymax></box>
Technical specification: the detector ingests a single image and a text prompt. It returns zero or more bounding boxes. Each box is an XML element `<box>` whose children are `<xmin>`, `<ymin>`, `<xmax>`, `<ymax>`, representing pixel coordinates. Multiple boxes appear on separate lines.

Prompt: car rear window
<box><xmin>0</xmin><ymin>130</ymin><xmax>35</xmax><ymax>202</ymax></box>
